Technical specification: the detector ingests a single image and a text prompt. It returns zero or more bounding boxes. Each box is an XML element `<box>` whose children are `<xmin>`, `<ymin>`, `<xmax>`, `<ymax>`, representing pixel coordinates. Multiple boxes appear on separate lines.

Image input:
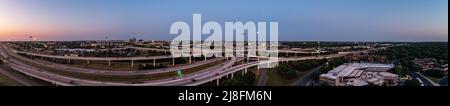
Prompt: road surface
<box><xmin>409</xmin><ymin>71</ymin><xmax>437</xmax><ymax>86</ymax></box>
<box><xmin>291</xmin><ymin>65</ymin><xmax>323</xmax><ymax>86</ymax></box>
<box><xmin>0</xmin><ymin>64</ymin><xmax>45</xmax><ymax>86</ymax></box>
<box><xmin>12</xmin><ymin>50</ymin><xmax>175</xmax><ymax>61</ymax></box>
<box><xmin>1</xmin><ymin>42</ymin><xmax>372</xmax><ymax>86</ymax></box>
<box><xmin>257</xmin><ymin>69</ymin><xmax>268</xmax><ymax>86</ymax></box>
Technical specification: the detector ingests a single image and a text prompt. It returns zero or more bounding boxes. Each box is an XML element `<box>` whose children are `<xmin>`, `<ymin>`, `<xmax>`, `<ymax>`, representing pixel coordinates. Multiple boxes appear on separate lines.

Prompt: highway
<box><xmin>1</xmin><ymin>42</ymin><xmax>371</xmax><ymax>86</ymax></box>
<box><xmin>409</xmin><ymin>71</ymin><xmax>439</xmax><ymax>86</ymax></box>
<box><xmin>134</xmin><ymin>57</ymin><xmax>239</xmax><ymax>86</ymax></box>
<box><xmin>12</xmin><ymin>50</ymin><xmax>175</xmax><ymax>61</ymax></box>
<box><xmin>291</xmin><ymin>65</ymin><xmax>324</xmax><ymax>86</ymax></box>
<box><xmin>3</xmin><ymin>44</ymin><xmax>240</xmax><ymax>86</ymax></box>
<box><xmin>257</xmin><ymin>69</ymin><xmax>268</xmax><ymax>86</ymax></box>
<box><xmin>2</xmin><ymin>44</ymin><xmax>228</xmax><ymax>76</ymax></box>
<box><xmin>0</xmin><ymin>64</ymin><xmax>46</xmax><ymax>86</ymax></box>
<box><xmin>128</xmin><ymin>46</ymin><xmax>323</xmax><ymax>54</ymax></box>
<box><xmin>439</xmin><ymin>77</ymin><xmax>447</xmax><ymax>86</ymax></box>
<box><xmin>125</xmin><ymin>46</ymin><xmax>170</xmax><ymax>52</ymax></box>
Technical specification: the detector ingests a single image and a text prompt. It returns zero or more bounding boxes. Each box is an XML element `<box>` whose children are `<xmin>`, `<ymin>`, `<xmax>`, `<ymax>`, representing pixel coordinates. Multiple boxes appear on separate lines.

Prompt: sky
<box><xmin>0</xmin><ymin>0</ymin><xmax>448</xmax><ymax>41</ymax></box>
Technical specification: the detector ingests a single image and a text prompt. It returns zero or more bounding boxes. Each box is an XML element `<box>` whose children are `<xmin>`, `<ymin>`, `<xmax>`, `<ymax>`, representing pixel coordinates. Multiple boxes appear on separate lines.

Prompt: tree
<box><xmin>404</xmin><ymin>79</ymin><xmax>421</xmax><ymax>86</ymax></box>
<box><xmin>283</xmin><ymin>70</ymin><xmax>298</xmax><ymax>79</ymax></box>
<box><xmin>423</xmin><ymin>69</ymin><xmax>445</xmax><ymax>78</ymax></box>
<box><xmin>275</xmin><ymin>64</ymin><xmax>298</xmax><ymax>79</ymax></box>
<box><xmin>222</xmin><ymin>79</ymin><xmax>248</xmax><ymax>86</ymax></box>
<box><xmin>222</xmin><ymin>72</ymin><xmax>256</xmax><ymax>86</ymax></box>
<box><xmin>242</xmin><ymin>73</ymin><xmax>256</xmax><ymax>84</ymax></box>
<box><xmin>392</xmin><ymin>65</ymin><xmax>407</xmax><ymax>76</ymax></box>
<box><xmin>319</xmin><ymin>57</ymin><xmax>346</xmax><ymax>73</ymax></box>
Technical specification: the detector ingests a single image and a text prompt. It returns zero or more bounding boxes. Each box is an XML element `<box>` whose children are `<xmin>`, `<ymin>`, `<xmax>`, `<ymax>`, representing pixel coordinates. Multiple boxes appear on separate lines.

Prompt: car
<box><xmin>191</xmin><ymin>79</ymin><xmax>197</xmax><ymax>82</ymax></box>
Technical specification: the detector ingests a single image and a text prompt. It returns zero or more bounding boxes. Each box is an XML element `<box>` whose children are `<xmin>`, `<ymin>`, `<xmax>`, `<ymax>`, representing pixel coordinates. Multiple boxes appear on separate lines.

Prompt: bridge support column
<box><xmin>131</xmin><ymin>60</ymin><xmax>134</xmax><ymax>68</ymax></box>
<box><xmin>231</xmin><ymin>73</ymin><xmax>234</xmax><ymax>78</ymax></box>
<box><xmin>153</xmin><ymin>59</ymin><xmax>156</xmax><ymax>67</ymax></box>
<box><xmin>295</xmin><ymin>53</ymin><xmax>297</xmax><ymax>57</ymax></box>
<box><xmin>172</xmin><ymin>57</ymin><xmax>175</xmax><ymax>66</ymax></box>
<box><xmin>244</xmin><ymin>68</ymin><xmax>248</xmax><ymax>74</ymax></box>
<box><xmin>87</xmin><ymin>60</ymin><xmax>90</xmax><ymax>65</ymax></box>
<box><xmin>108</xmin><ymin>60</ymin><xmax>111</xmax><ymax>67</ymax></box>
<box><xmin>216</xmin><ymin>79</ymin><xmax>220</xmax><ymax>86</ymax></box>
<box><xmin>189</xmin><ymin>56</ymin><xmax>192</xmax><ymax>63</ymax></box>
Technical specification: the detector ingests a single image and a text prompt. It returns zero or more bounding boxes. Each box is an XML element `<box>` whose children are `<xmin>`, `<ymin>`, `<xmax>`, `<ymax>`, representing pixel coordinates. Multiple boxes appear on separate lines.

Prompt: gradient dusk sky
<box><xmin>0</xmin><ymin>0</ymin><xmax>448</xmax><ymax>41</ymax></box>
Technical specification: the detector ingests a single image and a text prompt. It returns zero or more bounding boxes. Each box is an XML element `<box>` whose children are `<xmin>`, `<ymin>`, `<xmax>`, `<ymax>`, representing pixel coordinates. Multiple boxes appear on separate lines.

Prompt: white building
<box><xmin>320</xmin><ymin>63</ymin><xmax>398</xmax><ymax>86</ymax></box>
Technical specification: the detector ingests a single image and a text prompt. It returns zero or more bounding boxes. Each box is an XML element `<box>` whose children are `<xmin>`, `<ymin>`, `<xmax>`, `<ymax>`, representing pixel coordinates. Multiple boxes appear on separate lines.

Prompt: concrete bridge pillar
<box><xmin>189</xmin><ymin>56</ymin><xmax>192</xmax><ymax>64</ymax></box>
<box><xmin>257</xmin><ymin>64</ymin><xmax>260</xmax><ymax>70</ymax></box>
<box><xmin>216</xmin><ymin>79</ymin><xmax>220</xmax><ymax>86</ymax></box>
<box><xmin>131</xmin><ymin>60</ymin><xmax>134</xmax><ymax>68</ymax></box>
<box><xmin>153</xmin><ymin>59</ymin><xmax>156</xmax><ymax>67</ymax></box>
<box><xmin>231</xmin><ymin>72</ymin><xmax>234</xmax><ymax>78</ymax></box>
<box><xmin>172</xmin><ymin>57</ymin><xmax>175</xmax><ymax>66</ymax></box>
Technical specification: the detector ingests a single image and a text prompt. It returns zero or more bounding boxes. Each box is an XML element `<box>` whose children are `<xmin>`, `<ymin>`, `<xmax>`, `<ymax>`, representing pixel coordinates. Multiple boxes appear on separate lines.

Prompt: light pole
<box><xmin>28</xmin><ymin>35</ymin><xmax>33</xmax><ymax>51</ymax></box>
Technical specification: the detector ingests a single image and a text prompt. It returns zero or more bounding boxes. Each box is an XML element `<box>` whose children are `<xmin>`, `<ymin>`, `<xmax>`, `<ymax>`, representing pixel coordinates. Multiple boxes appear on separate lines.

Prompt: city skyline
<box><xmin>0</xmin><ymin>0</ymin><xmax>448</xmax><ymax>41</ymax></box>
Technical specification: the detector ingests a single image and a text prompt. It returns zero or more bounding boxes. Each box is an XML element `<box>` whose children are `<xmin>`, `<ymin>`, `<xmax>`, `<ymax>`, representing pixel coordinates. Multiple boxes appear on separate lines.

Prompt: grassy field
<box><xmin>265</xmin><ymin>68</ymin><xmax>315</xmax><ymax>86</ymax></box>
<box><xmin>266</xmin><ymin>68</ymin><xmax>298</xmax><ymax>86</ymax></box>
<box><xmin>0</xmin><ymin>74</ymin><xmax>22</xmax><ymax>86</ymax></box>
<box><xmin>425</xmin><ymin>75</ymin><xmax>442</xmax><ymax>83</ymax></box>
